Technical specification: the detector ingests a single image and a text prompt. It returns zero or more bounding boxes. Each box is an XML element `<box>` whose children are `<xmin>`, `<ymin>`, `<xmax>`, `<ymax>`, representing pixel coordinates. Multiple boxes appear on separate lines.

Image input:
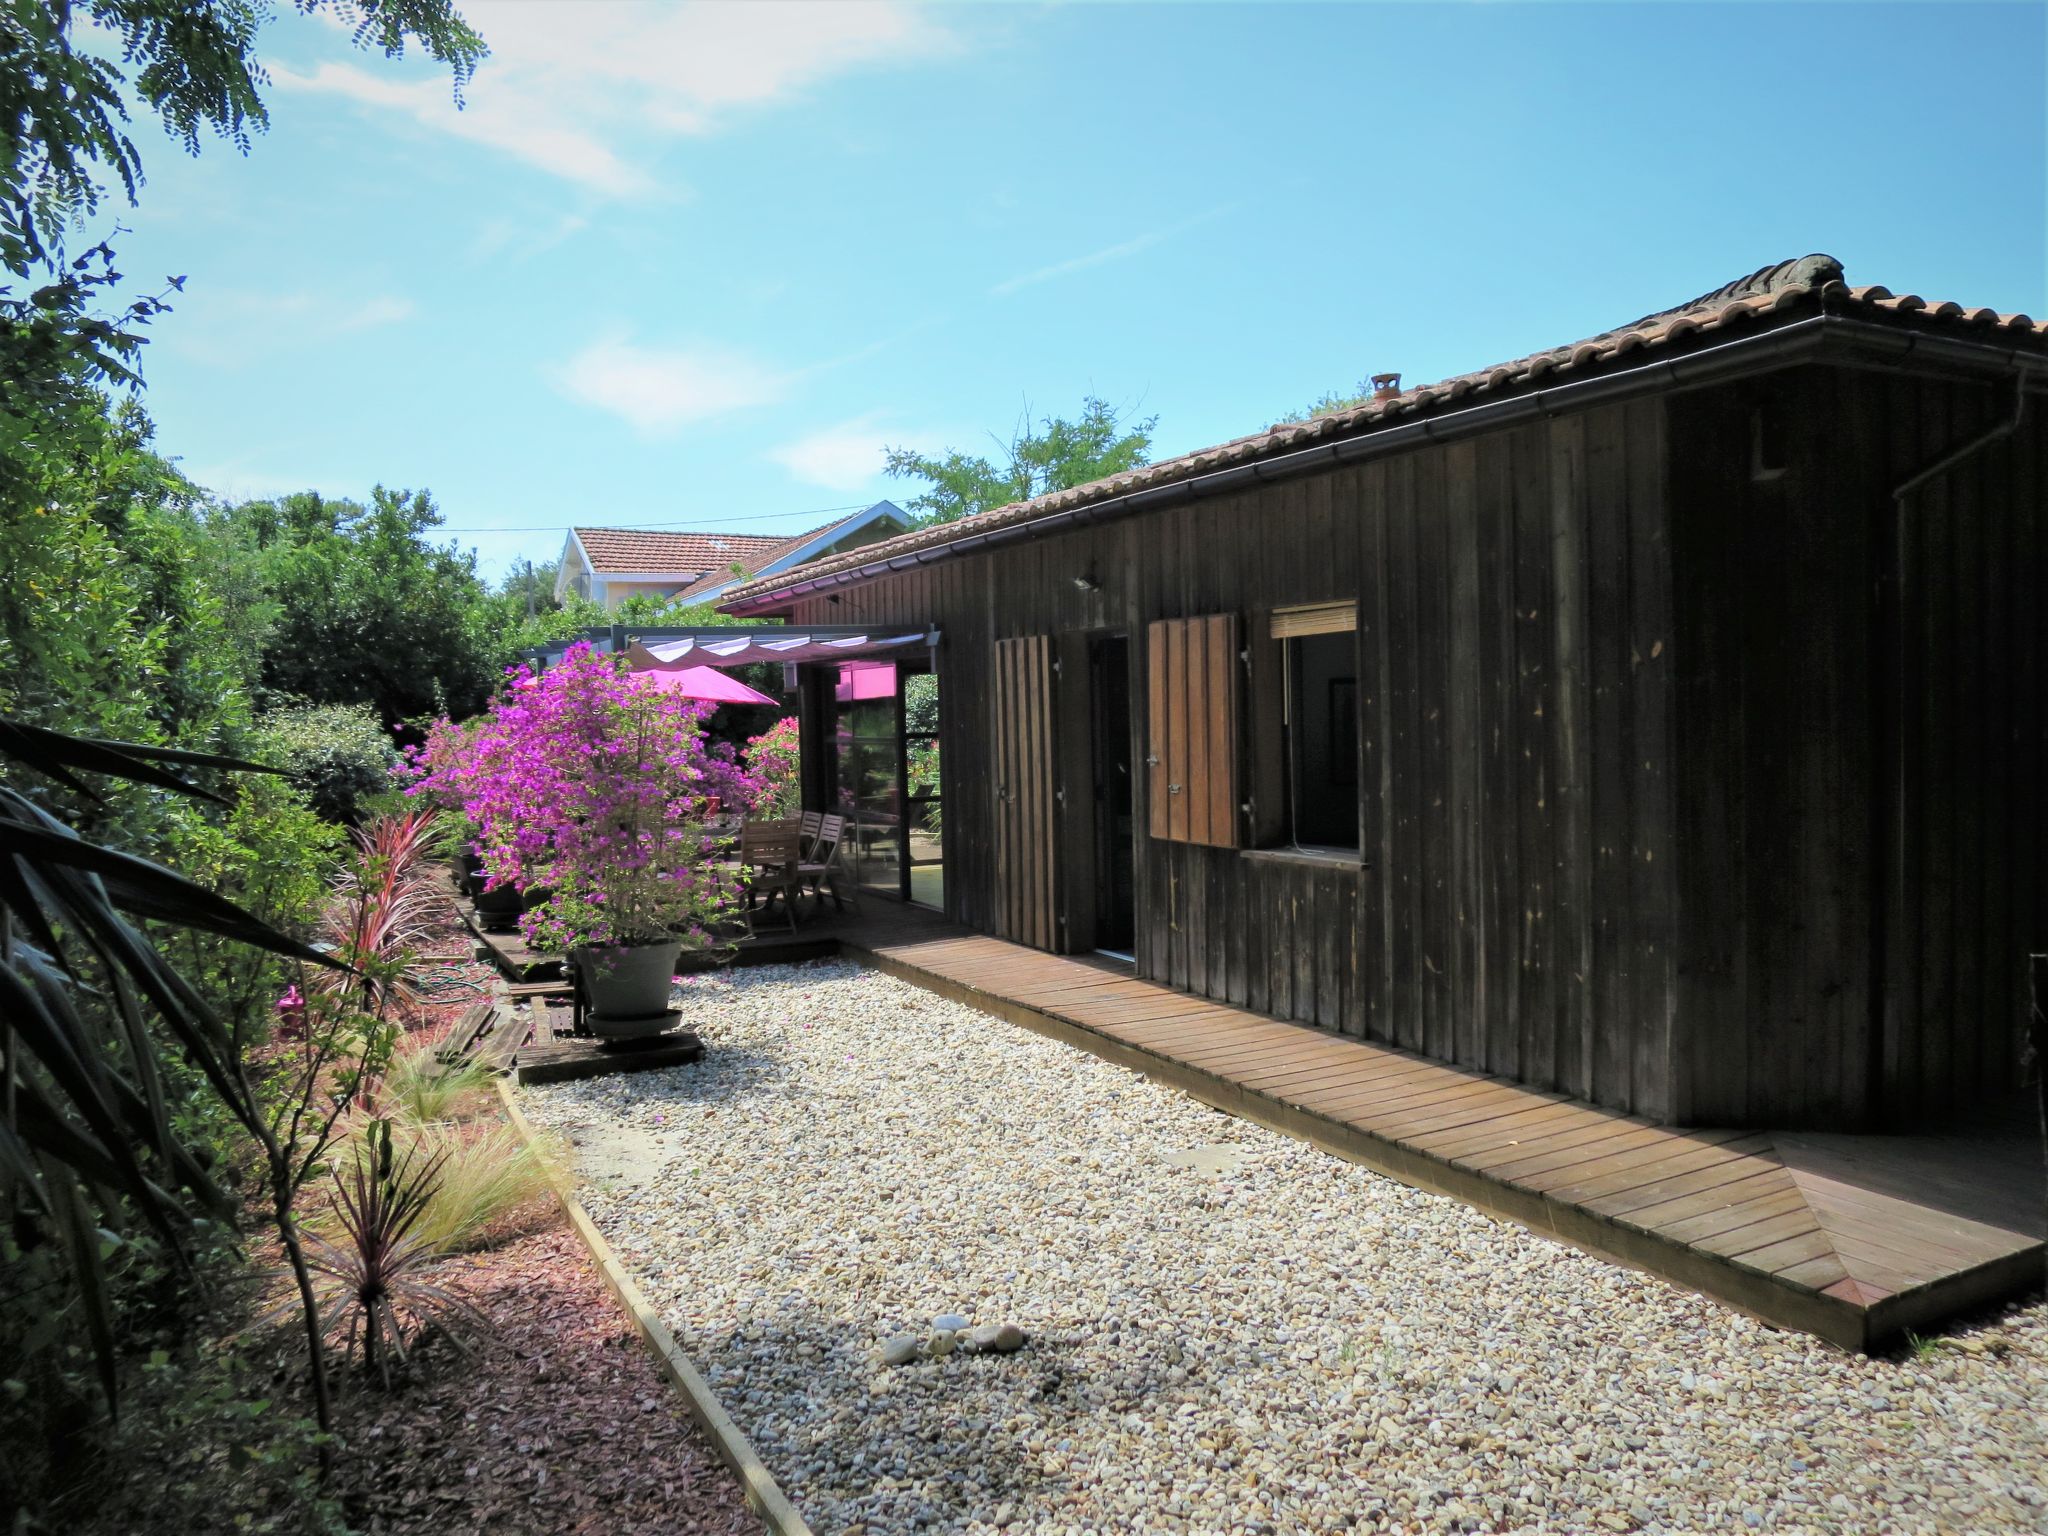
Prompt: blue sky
<box><xmin>105</xmin><ymin>0</ymin><xmax>2046</xmax><ymax>582</ymax></box>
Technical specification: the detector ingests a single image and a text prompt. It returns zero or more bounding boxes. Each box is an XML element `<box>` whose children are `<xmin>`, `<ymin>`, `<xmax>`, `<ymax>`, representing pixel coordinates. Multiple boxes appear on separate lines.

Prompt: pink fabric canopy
<box><xmin>630</xmin><ymin>665</ymin><xmax>778</xmax><ymax>705</ymax></box>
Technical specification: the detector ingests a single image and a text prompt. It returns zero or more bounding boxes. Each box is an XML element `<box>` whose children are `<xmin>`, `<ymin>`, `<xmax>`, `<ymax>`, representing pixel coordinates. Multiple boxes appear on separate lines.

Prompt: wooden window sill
<box><xmin>1241</xmin><ymin>846</ymin><xmax>1367</xmax><ymax>872</ymax></box>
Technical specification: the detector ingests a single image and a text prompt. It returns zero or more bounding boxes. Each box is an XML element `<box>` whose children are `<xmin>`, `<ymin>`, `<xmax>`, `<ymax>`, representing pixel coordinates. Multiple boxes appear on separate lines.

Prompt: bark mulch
<box><xmin>326</xmin><ymin>1219</ymin><xmax>756</xmax><ymax>1536</ymax></box>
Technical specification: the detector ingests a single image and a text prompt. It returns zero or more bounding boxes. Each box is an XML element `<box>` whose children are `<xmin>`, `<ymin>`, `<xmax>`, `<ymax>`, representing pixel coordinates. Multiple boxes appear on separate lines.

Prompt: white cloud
<box><xmin>277</xmin><ymin>1</ymin><xmax>956</xmax><ymax>196</ymax></box>
<box><xmin>559</xmin><ymin>335</ymin><xmax>787</xmax><ymax>435</ymax></box>
<box><xmin>991</xmin><ymin>203</ymin><xmax>1238</xmax><ymax>297</ymax></box>
<box><xmin>769</xmin><ymin>414</ymin><xmax>910</xmax><ymax>491</ymax></box>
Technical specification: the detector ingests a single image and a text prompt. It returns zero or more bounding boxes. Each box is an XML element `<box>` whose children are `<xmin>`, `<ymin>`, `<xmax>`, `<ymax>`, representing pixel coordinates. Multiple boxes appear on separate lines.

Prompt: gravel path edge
<box><xmin>494</xmin><ymin>1078</ymin><xmax>816</xmax><ymax>1536</ymax></box>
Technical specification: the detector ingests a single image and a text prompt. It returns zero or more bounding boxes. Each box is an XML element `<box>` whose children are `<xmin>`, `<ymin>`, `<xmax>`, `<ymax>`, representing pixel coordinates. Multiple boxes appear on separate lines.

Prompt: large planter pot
<box><xmin>472</xmin><ymin>879</ymin><xmax>523</xmax><ymax>931</ymax></box>
<box><xmin>452</xmin><ymin>849</ymin><xmax>486</xmax><ymax>897</ymax></box>
<box><xmin>573</xmin><ymin>940</ymin><xmax>682</xmax><ymax>1034</ymax></box>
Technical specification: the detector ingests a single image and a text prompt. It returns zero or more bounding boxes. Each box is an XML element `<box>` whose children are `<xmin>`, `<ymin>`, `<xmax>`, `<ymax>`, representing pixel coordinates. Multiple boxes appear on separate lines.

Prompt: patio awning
<box><xmin>626</xmin><ymin>629</ymin><xmax>934</xmax><ymax>672</ymax></box>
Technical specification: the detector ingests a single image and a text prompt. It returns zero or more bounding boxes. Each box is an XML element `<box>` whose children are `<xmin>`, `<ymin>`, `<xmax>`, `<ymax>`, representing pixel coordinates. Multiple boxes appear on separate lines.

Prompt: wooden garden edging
<box><xmin>492</xmin><ymin>1080</ymin><xmax>814</xmax><ymax>1536</ymax></box>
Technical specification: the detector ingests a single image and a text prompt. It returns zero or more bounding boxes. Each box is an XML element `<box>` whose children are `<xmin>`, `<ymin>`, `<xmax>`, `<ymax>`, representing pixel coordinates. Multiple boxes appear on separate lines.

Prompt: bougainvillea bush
<box><xmin>680</xmin><ymin>715</ymin><xmax>801</xmax><ymax>820</ymax></box>
<box><xmin>407</xmin><ymin>644</ymin><xmax>735</xmax><ymax>953</ymax></box>
<box><xmin>744</xmin><ymin>716</ymin><xmax>801</xmax><ymax>819</ymax></box>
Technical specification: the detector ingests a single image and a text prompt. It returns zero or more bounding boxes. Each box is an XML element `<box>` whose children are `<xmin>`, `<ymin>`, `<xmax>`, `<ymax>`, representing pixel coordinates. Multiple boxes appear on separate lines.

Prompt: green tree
<box><xmin>885</xmin><ymin>395</ymin><xmax>1156</xmax><ymax>527</ymax></box>
<box><xmin>215</xmin><ymin>486</ymin><xmax>498</xmax><ymax>729</ymax></box>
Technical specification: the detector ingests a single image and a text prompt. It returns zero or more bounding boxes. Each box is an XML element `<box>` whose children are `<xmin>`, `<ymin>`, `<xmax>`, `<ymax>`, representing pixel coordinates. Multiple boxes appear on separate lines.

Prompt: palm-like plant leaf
<box><xmin>0</xmin><ymin>715</ymin><xmax>345</xmax><ymax>1410</ymax></box>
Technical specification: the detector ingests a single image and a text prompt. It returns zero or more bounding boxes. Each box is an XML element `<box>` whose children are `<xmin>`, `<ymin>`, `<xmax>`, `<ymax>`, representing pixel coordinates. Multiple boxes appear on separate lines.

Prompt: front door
<box><xmin>1090</xmin><ymin>635</ymin><xmax>1136</xmax><ymax>954</ymax></box>
<box><xmin>992</xmin><ymin>634</ymin><xmax>1057</xmax><ymax>949</ymax></box>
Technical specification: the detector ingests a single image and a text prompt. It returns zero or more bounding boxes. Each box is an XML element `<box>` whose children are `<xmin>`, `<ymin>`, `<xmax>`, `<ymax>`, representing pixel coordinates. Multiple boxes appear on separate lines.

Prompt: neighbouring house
<box><xmin>715</xmin><ymin>254</ymin><xmax>2046</xmax><ymax>1136</ymax></box>
<box><xmin>554</xmin><ymin>501</ymin><xmax>909</xmax><ymax>611</ymax></box>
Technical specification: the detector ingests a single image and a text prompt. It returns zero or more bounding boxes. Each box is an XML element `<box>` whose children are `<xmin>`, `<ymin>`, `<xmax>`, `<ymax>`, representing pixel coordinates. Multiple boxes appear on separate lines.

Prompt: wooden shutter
<box><xmin>1146</xmin><ymin>614</ymin><xmax>1241</xmax><ymax>849</ymax></box>
<box><xmin>992</xmin><ymin>635</ymin><xmax>1058</xmax><ymax>949</ymax></box>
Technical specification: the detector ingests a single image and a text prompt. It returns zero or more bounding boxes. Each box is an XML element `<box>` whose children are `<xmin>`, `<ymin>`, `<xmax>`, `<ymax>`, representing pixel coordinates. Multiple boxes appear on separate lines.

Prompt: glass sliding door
<box><xmin>825</xmin><ymin>659</ymin><xmax>943</xmax><ymax>908</ymax></box>
<box><xmin>832</xmin><ymin>661</ymin><xmax>903</xmax><ymax>898</ymax></box>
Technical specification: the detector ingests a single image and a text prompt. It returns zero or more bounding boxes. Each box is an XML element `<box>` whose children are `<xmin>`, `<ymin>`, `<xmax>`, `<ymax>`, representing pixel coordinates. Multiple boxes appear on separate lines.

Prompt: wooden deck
<box><xmin>795</xmin><ymin>904</ymin><xmax>2043</xmax><ymax>1353</ymax></box>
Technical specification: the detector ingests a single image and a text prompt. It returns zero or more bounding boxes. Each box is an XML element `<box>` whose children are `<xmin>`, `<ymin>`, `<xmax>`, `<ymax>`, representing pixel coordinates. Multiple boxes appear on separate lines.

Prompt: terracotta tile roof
<box><xmin>667</xmin><ymin>510</ymin><xmax>874</xmax><ymax>601</ymax></box>
<box><xmin>572</xmin><ymin>527</ymin><xmax>793</xmax><ymax>576</ymax></box>
<box><xmin>720</xmin><ymin>255</ymin><xmax>2043</xmax><ymax>610</ymax></box>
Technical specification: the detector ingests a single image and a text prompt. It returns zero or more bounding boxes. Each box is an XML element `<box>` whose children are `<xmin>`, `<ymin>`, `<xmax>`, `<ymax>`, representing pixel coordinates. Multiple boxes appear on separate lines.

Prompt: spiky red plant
<box><xmin>293</xmin><ymin>1118</ymin><xmax>493</xmax><ymax>1387</ymax></box>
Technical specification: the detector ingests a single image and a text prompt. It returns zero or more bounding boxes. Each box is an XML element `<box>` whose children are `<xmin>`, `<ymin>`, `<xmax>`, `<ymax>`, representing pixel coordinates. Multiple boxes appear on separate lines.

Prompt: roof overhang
<box><xmin>720</xmin><ymin>312</ymin><xmax>2048</xmax><ymax>617</ymax></box>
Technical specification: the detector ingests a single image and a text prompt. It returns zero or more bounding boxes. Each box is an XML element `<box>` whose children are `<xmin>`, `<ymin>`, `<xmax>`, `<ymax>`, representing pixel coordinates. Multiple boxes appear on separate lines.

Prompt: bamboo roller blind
<box><xmin>1270</xmin><ymin>601</ymin><xmax>1358</xmax><ymax>639</ymax></box>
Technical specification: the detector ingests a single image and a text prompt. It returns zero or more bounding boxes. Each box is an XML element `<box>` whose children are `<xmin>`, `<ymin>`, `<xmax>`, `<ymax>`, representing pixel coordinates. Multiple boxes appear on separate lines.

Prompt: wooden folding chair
<box><xmin>739</xmin><ymin>819</ymin><xmax>804</xmax><ymax>936</ymax></box>
<box><xmin>798</xmin><ymin>809</ymin><xmax>824</xmax><ymax>859</ymax></box>
<box><xmin>799</xmin><ymin>813</ymin><xmax>853</xmax><ymax>912</ymax></box>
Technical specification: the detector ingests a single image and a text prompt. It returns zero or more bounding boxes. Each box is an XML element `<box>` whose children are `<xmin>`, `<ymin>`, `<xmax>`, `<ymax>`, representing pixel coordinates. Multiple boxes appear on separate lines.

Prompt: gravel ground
<box><xmin>520</xmin><ymin>959</ymin><xmax>2047</xmax><ymax>1536</ymax></box>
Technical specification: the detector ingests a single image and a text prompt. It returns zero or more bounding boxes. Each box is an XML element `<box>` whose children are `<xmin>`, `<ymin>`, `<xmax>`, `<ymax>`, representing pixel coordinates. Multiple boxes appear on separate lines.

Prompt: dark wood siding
<box><xmin>1668</xmin><ymin>366</ymin><xmax>2046</xmax><ymax>1128</ymax></box>
<box><xmin>789</xmin><ymin>393</ymin><xmax>1681</xmax><ymax>1119</ymax></box>
<box><xmin>782</xmin><ymin>363</ymin><xmax>2043</xmax><ymax>1131</ymax></box>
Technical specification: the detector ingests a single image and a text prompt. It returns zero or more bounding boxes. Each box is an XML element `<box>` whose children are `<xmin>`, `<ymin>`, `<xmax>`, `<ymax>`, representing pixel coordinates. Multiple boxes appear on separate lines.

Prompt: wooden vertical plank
<box><xmin>1385</xmin><ymin>452</ymin><xmax>1425</xmax><ymax>1053</ymax></box>
<box><xmin>1147</xmin><ymin>620</ymin><xmax>1171</xmax><ymax>842</ymax></box>
<box><xmin>1947</xmin><ymin>380</ymin><xmax>1990</xmax><ymax>1110</ymax></box>
<box><xmin>1444</xmin><ymin>439</ymin><xmax>1485</xmax><ymax>1071</ymax></box>
<box><xmin>1207</xmin><ymin>614</ymin><xmax>1238</xmax><ymax>848</ymax></box>
<box><xmin>1290</xmin><ymin>865</ymin><xmax>1316</xmax><ymax>1025</ymax></box>
<box><xmin>1188</xmin><ymin>615</ymin><xmax>1210</xmax><ymax>850</ymax></box>
<box><xmin>1030</xmin><ymin>635</ymin><xmax>1053</xmax><ymax>950</ymax></box>
<box><xmin>1413</xmin><ymin>445</ymin><xmax>1453</xmax><ymax>1064</ymax></box>
<box><xmin>1168</xmin><ymin>619</ymin><xmax>1190</xmax><ymax>845</ymax></box>
<box><xmin>1625</xmin><ymin>396</ymin><xmax>1678</xmax><ymax>1123</ymax></box>
<box><xmin>1314</xmin><ymin>867</ymin><xmax>1341</xmax><ymax>1029</ymax></box>
<box><xmin>1584</xmin><ymin>404</ymin><xmax>1635</xmax><ymax>1112</ymax></box>
<box><xmin>1244</xmin><ymin>855</ymin><xmax>1270</xmax><ymax>1015</ymax></box>
<box><xmin>1877</xmin><ymin>372</ymin><xmax>1923</xmax><ymax>1124</ymax></box>
<box><xmin>1913</xmin><ymin>379</ymin><xmax>1955</xmax><ymax>1116</ymax></box>
<box><xmin>1671</xmin><ymin>387</ymin><xmax>1752</xmax><ymax>1124</ymax></box>
<box><xmin>1547</xmin><ymin>411</ymin><xmax>1594</xmax><ymax>1103</ymax></box>
<box><xmin>1511</xmin><ymin>422</ymin><xmax>1559</xmax><ymax>1092</ymax></box>
<box><xmin>1476</xmin><ymin>433</ymin><xmax>1523</xmax><ymax>1081</ymax></box>
<box><xmin>1358</xmin><ymin>462</ymin><xmax>1396</xmax><ymax>1045</ymax></box>
<box><xmin>995</xmin><ymin>637</ymin><xmax>1016</xmax><ymax>941</ymax></box>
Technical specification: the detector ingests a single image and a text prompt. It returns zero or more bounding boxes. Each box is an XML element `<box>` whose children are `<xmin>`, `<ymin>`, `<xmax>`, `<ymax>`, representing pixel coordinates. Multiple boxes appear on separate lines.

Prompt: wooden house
<box><xmin>718</xmin><ymin>256</ymin><xmax>2046</xmax><ymax>1134</ymax></box>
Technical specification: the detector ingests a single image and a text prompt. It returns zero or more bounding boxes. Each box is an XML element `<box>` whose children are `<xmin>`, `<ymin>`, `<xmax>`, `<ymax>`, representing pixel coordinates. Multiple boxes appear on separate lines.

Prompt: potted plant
<box><xmin>409</xmin><ymin>645</ymin><xmax>737</xmax><ymax>1033</ymax></box>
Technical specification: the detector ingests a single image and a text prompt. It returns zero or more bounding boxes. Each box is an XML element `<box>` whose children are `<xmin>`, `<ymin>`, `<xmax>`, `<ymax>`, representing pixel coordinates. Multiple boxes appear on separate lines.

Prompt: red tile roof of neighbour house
<box><xmin>719</xmin><ymin>254</ymin><xmax>2045</xmax><ymax>612</ymax></box>
<box><xmin>668</xmin><ymin>510</ymin><xmax>877</xmax><ymax>601</ymax></box>
<box><xmin>572</xmin><ymin>527</ymin><xmax>795</xmax><ymax>576</ymax></box>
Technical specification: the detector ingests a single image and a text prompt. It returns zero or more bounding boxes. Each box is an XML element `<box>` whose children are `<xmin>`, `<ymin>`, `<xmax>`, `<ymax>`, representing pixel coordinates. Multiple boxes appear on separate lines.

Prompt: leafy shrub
<box><xmin>256</xmin><ymin>700</ymin><xmax>398</xmax><ymax>824</ymax></box>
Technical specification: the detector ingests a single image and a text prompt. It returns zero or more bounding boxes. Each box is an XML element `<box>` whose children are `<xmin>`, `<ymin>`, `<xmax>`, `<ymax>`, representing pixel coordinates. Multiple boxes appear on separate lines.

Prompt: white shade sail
<box><xmin>626</xmin><ymin>630</ymin><xmax>933</xmax><ymax>671</ymax></box>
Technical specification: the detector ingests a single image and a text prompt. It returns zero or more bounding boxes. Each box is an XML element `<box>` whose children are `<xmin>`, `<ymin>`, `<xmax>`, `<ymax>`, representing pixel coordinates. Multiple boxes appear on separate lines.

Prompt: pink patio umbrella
<box><xmin>629</xmin><ymin>663</ymin><xmax>778</xmax><ymax>706</ymax></box>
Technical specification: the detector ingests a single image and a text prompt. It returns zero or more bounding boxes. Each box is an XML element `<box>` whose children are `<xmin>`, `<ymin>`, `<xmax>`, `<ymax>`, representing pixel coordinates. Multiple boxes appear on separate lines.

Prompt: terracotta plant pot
<box><xmin>573</xmin><ymin>939</ymin><xmax>682</xmax><ymax>1034</ymax></box>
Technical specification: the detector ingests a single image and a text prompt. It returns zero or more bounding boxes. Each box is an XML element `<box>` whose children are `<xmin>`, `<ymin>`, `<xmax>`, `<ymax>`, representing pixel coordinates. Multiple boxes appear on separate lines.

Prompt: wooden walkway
<box><xmin>809</xmin><ymin>905</ymin><xmax>2043</xmax><ymax>1352</ymax></box>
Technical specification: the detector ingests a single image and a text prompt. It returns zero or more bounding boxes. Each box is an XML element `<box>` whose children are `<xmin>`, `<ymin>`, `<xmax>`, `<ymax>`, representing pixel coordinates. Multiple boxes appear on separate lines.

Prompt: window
<box><xmin>1273</xmin><ymin>604</ymin><xmax>1359</xmax><ymax>852</ymax></box>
